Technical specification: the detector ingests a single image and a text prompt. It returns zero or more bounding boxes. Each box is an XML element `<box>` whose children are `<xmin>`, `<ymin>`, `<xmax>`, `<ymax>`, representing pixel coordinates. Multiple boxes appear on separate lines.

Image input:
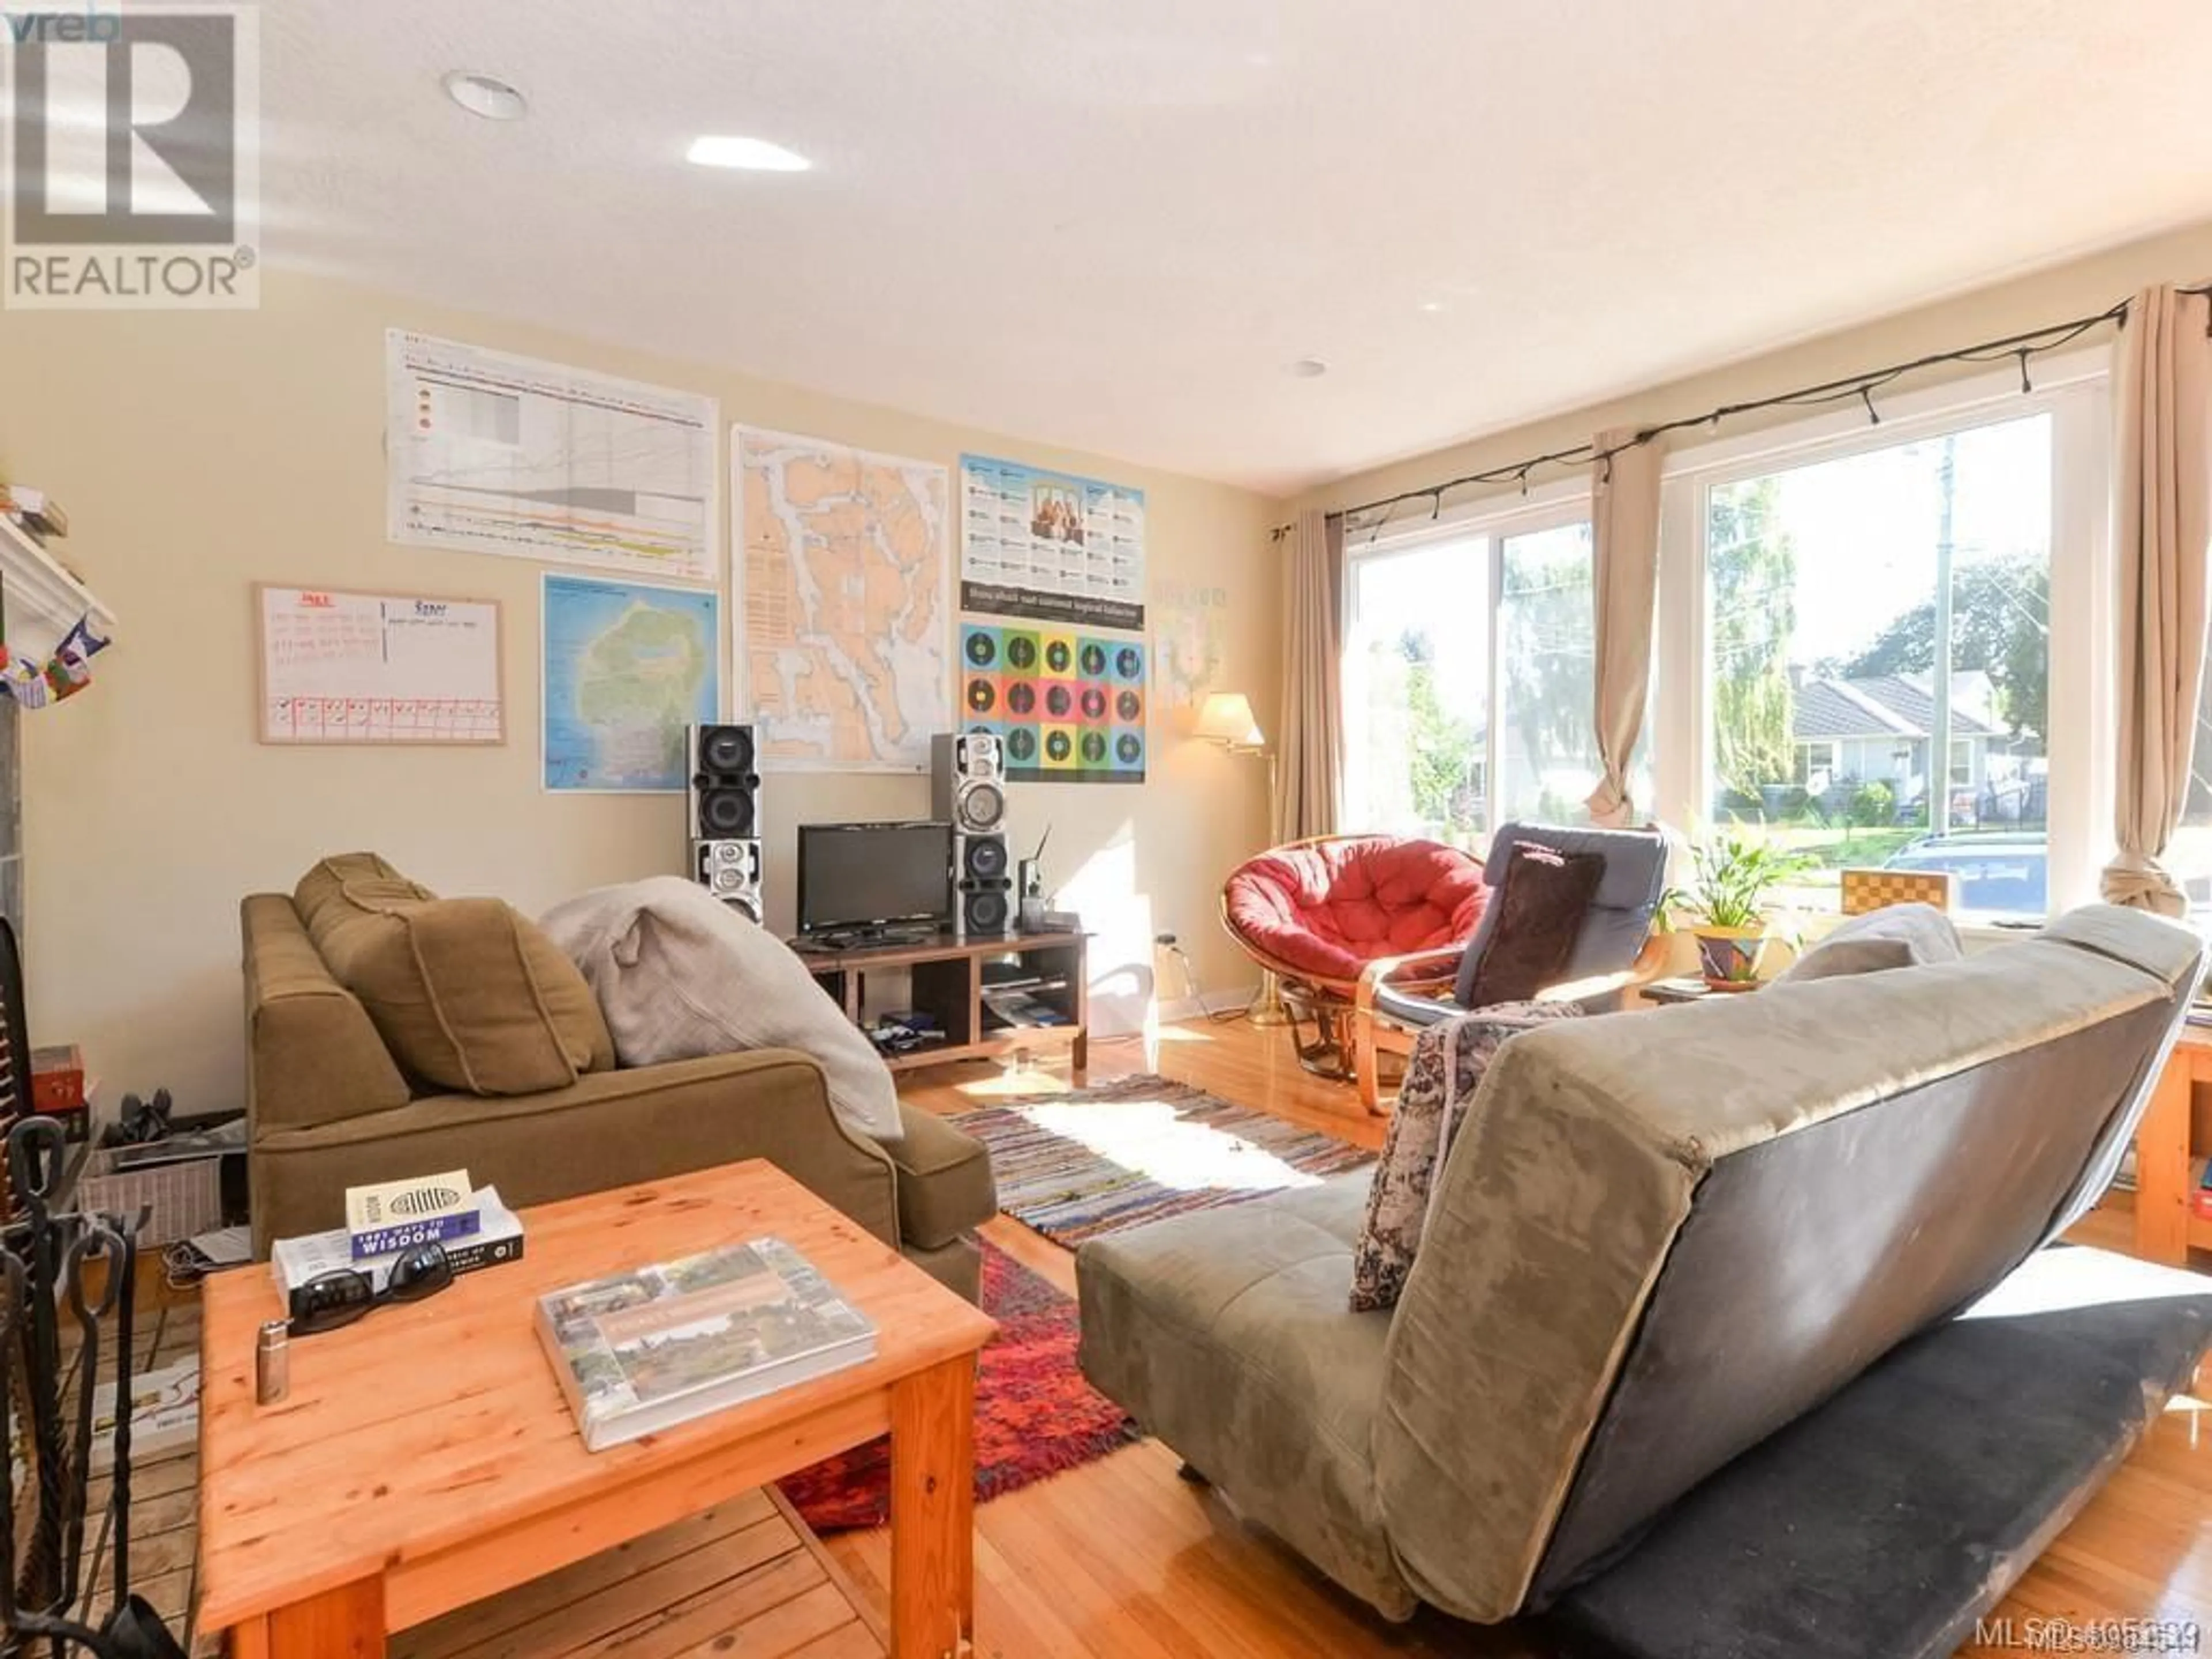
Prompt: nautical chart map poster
<box><xmin>734</xmin><ymin>425</ymin><xmax>952</xmax><ymax>774</ymax></box>
<box><xmin>387</xmin><ymin>331</ymin><xmax>719</xmax><ymax>584</ymax></box>
<box><xmin>959</xmin><ymin>453</ymin><xmax>1145</xmax><ymax>631</ymax></box>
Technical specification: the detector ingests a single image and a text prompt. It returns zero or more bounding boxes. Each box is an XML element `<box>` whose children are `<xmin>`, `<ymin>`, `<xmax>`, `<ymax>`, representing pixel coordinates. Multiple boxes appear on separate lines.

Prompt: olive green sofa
<box><xmin>1078</xmin><ymin>906</ymin><xmax>2210</xmax><ymax>1645</ymax></box>
<box><xmin>242</xmin><ymin>854</ymin><xmax>995</xmax><ymax>1300</ymax></box>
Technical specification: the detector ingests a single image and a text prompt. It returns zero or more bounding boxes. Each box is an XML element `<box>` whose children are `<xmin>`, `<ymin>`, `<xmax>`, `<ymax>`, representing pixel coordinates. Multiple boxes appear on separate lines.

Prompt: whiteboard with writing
<box><xmin>257</xmin><ymin>585</ymin><xmax>505</xmax><ymax>744</ymax></box>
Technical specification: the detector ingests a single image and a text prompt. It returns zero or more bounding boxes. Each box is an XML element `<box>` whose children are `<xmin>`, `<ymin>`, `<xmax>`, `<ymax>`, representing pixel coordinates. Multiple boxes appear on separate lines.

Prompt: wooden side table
<box><xmin>2134</xmin><ymin>1025</ymin><xmax>2212</xmax><ymax>1266</ymax></box>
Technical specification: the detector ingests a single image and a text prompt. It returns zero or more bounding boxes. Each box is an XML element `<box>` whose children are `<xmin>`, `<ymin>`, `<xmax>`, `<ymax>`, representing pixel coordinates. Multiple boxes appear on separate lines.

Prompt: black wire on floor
<box><xmin>1161</xmin><ymin>941</ymin><xmax>1249</xmax><ymax>1025</ymax></box>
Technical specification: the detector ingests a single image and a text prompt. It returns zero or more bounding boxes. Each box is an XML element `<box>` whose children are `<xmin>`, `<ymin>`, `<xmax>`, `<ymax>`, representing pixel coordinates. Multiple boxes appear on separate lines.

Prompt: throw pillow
<box><xmin>540</xmin><ymin>877</ymin><xmax>904</xmax><ymax>1145</ymax></box>
<box><xmin>296</xmin><ymin>853</ymin><xmax>616</xmax><ymax>1096</ymax></box>
<box><xmin>1459</xmin><ymin>843</ymin><xmax>1606</xmax><ymax>1007</ymax></box>
<box><xmin>1775</xmin><ymin>902</ymin><xmax>1963</xmax><ymax>984</ymax></box>
<box><xmin>1349</xmin><ymin>1000</ymin><xmax>1584</xmax><ymax>1312</ymax></box>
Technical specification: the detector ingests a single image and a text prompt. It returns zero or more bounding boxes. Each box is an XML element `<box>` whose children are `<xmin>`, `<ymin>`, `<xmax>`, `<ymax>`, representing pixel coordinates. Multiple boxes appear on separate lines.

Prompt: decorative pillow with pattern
<box><xmin>1349</xmin><ymin>1000</ymin><xmax>1585</xmax><ymax>1312</ymax></box>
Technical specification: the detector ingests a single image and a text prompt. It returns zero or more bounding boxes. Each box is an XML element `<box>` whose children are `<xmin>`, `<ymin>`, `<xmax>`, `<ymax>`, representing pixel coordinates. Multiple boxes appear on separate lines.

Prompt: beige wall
<box><xmin>1298</xmin><ymin>219</ymin><xmax>2212</xmax><ymax>519</ymax></box>
<box><xmin>0</xmin><ymin>272</ymin><xmax>1282</xmax><ymax>1113</ymax></box>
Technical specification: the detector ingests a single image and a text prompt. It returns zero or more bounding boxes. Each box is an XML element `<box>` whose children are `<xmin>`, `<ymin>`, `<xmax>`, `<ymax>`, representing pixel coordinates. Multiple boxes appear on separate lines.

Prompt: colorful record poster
<box><xmin>959</xmin><ymin>454</ymin><xmax>1145</xmax><ymax>631</ymax></box>
<box><xmin>960</xmin><ymin>621</ymin><xmax>1145</xmax><ymax>783</ymax></box>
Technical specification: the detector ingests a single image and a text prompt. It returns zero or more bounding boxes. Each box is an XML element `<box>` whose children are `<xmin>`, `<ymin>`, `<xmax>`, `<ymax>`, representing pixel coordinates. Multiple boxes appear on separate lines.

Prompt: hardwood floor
<box><xmin>827</xmin><ymin>1016</ymin><xmax>2212</xmax><ymax>1659</ymax></box>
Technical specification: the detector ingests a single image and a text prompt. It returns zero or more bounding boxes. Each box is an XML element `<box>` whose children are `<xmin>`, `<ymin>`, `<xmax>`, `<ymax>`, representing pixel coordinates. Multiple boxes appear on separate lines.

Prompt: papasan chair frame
<box><xmin>1219</xmin><ymin>832</ymin><xmax>1486</xmax><ymax>1081</ymax></box>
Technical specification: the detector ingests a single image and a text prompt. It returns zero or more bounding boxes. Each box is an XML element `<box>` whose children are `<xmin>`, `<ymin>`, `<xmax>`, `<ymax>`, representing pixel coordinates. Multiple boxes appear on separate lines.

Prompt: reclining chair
<box><xmin>1351</xmin><ymin>822</ymin><xmax>1669</xmax><ymax>1110</ymax></box>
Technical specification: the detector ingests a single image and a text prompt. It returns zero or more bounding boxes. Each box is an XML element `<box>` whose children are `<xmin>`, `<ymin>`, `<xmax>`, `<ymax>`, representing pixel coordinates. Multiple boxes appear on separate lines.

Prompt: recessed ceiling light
<box><xmin>1288</xmin><ymin>357</ymin><xmax>1329</xmax><ymax>378</ymax></box>
<box><xmin>443</xmin><ymin>70</ymin><xmax>528</xmax><ymax>122</ymax></box>
<box><xmin>686</xmin><ymin>135</ymin><xmax>811</xmax><ymax>172</ymax></box>
<box><xmin>1418</xmin><ymin>300</ymin><xmax>1445</xmax><ymax>315</ymax></box>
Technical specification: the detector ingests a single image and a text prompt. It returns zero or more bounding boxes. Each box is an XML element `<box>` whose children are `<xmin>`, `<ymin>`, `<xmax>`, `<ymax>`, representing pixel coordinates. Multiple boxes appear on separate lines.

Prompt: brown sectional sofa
<box><xmin>243</xmin><ymin>855</ymin><xmax>995</xmax><ymax>1299</ymax></box>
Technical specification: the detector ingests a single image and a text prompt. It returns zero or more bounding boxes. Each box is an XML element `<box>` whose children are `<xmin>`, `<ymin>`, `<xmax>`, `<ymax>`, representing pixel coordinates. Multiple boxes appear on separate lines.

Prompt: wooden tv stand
<box><xmin>791</xmin><ymin>929</ymin><xmax>1088</xmax><ymax>1078</ymax></box>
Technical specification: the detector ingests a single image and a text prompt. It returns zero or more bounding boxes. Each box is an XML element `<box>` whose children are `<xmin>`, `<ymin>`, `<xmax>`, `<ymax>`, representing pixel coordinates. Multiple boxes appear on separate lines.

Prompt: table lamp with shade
<box><xmin>1192</xmin><ymin>691</ymin><xmax>1289</xmax><ymax>1026</ymax></box>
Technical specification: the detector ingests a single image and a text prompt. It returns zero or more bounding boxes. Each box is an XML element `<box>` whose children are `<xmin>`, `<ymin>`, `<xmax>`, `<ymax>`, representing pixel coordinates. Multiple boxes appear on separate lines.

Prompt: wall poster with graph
<box><xmin>385</xmin><ymin>330</ymin><xmax>719</xmax><ymax>584</ymax></box>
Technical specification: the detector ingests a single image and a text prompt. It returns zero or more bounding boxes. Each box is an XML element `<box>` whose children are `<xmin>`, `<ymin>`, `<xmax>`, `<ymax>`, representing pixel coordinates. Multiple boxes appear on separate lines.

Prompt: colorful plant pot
<box><xmin>1692</xmin><ymin>925</ymin><xmax>1768</xmax><ymax>990</ymax></box>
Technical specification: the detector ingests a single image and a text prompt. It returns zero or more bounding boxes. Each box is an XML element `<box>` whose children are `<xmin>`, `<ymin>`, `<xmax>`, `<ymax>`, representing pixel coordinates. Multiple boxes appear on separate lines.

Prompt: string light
<box><xmin>1270</xmin><ymin>282</ymin><xmax>2212</xmax><ymax>539</ymax></box>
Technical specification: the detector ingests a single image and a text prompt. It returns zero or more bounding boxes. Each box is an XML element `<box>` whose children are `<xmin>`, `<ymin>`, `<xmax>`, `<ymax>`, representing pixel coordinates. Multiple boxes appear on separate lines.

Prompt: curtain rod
<box><xmin>1270</xmin><ymin>280</ymin><xmax>2212</xmax><ymax>541</ymax></box>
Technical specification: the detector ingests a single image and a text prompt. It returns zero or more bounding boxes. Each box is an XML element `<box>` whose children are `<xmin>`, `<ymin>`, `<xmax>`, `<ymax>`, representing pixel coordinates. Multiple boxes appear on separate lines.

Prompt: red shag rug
<box><xmin>779</xmin><ymin>1238</ymin><xmax>1138</xmax><ymax>1532</ymax></box>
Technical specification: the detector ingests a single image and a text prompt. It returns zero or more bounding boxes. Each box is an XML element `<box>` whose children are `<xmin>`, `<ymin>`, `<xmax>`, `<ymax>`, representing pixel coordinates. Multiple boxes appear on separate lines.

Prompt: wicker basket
<box><xmin>75</xmin><ymin>1150</ymin><xmax>224</xmax><ymax>1246</ymax></box>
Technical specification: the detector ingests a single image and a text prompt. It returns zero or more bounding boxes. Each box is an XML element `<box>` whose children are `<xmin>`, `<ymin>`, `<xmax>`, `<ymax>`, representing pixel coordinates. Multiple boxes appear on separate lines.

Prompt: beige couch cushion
<box><xmin>1775</xmin><ymin>902</ymin><xmax>1961</xmax><ymax>984</ymax></box>
<box><xmin>296</xmin><ymin>853</ymin><xmax>615</xmax><ymax>1096</ymax></box>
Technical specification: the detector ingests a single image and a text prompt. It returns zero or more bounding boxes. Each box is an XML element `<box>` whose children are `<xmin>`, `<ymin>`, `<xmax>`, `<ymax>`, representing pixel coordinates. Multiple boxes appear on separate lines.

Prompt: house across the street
<box><xmin>1791</xmin><ymin>669</ymin><xmax>2020</xmax><ymax>810</ymax></box>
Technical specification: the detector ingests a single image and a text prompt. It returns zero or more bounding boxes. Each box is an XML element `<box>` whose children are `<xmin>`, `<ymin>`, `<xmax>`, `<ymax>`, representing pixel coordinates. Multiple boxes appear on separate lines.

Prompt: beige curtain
<box><xmin>2104</xmin><ymin>284</ymin><xmax>2212</xmax><ymax>915</ymax></box>
<box><xmin>1585</xmin><ymin>428</ymin><xmax>1662</xmax><ymax>826</ymax></box>
<box><xmin>1275</xmin><ymin>509</ymin><xmax>1344</xmax><ymax>843</ymax></box>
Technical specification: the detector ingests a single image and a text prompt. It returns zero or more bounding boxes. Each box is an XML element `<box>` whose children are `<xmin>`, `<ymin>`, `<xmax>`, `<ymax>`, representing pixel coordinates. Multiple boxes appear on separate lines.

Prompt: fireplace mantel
<box><xmin>0</xmin><ymin>511</ymin><xmax>115</xmax><ymax>665</ymax></box>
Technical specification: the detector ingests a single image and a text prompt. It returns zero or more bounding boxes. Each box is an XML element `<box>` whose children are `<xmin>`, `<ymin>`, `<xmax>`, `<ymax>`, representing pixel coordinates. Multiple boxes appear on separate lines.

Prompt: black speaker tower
<box><xmin>688</xmin><ymin>723</ymin><xmax>762</xmax><ymax>921</ymax></box>
<box><xmin>933</xmin><ymin>732</ymin><xmax>1013</xmax><ymax>936</ymax></box>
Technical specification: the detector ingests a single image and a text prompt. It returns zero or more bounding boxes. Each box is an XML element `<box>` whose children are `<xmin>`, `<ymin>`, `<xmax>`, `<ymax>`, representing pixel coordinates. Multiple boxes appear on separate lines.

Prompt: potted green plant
<box><xmin>1661</xmin><ymin>828</ymin><xmax>1815</xmax><ymax>990</ymax></box>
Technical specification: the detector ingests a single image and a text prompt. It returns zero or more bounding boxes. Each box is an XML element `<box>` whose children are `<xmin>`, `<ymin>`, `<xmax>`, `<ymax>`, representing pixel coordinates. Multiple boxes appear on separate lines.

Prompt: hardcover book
<box><xmin>536</xmin><ymin>1237</ymin><xmax>876</xmax><ymax>1452</ymax></box>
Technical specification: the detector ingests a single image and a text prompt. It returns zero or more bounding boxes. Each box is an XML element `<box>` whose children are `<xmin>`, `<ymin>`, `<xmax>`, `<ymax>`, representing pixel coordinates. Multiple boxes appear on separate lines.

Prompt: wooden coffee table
<box><xmin>196</xmin><ymin>1161</ymin><xmax>996</xmax><ymax>1657</ymax></box>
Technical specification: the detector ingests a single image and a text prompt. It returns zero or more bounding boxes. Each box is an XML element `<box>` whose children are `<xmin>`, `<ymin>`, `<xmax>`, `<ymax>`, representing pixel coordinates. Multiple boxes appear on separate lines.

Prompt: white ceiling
<box><xmin>262</xmin><ymin>0</ymin><xmax>2212</xmax><ymax>497</ymax></box>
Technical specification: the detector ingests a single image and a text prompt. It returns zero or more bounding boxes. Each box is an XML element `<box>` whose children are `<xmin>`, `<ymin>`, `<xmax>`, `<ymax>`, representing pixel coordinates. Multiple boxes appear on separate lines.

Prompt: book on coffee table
<box><xmin>536</xmin><ymin>1236</ymin><xmax>877</xmax><ymax>1452</ymax></box>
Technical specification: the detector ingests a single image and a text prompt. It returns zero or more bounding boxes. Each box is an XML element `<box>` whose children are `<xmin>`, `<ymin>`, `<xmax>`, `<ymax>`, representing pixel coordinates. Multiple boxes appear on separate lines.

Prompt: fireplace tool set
<box><xmin>0</xmin><ymin>1115</ymin><xmax>185</xmax><ymax>1659</ymax></box>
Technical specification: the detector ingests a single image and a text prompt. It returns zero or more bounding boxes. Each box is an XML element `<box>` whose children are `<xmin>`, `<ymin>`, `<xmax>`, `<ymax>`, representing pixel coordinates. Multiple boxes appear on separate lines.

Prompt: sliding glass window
<box><xmin>1342</xmin><ymin>503</ymin><xmax>1612</xmax><ymax>847</ymax></box>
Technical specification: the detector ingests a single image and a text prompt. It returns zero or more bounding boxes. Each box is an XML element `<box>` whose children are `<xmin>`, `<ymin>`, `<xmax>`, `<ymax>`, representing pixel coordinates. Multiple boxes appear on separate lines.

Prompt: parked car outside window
<box><xmin>1881</xmin><ymin>834</ymin><xmax>2047</xmax><ymax>915</ymax></box>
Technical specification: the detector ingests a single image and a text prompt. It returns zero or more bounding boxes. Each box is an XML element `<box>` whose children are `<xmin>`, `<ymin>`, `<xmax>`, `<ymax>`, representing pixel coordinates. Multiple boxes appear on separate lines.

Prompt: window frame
<box><xmin>1650</xmin><ymin>347</ymin><xmax>2112</xmax><ymax>919</ymax></box>
<box><xmin>1949</xmin><ymin>736</ymin><xmax>1974</xmax><ymax>789</ymax></box>
<box><xmin>1342</xmin><ymin>475</ymin><xmax>1591</xmax><ymax>841</ymax></box>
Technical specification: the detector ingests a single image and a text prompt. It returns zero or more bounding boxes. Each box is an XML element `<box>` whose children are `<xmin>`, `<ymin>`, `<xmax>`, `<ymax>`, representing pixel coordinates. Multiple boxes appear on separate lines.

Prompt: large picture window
<box><xmin>1336</xmin><ymin>355</ymin><xmax>2107</xmax><ymax>923</ymax></box>
<box><xmin>1670</xmin><ymin>373</ymin><xmax>2109</xmax><ymax>922</ymax></box>
<box><xmin>1701</xmin><ymin>415</ymin><xmax>2053</xmax><ymax>914</ymax></box>
<box><xmin>1342</xmin><ymin>504</ymin><xmax>1607</xmax><ymax>847</ymax></box>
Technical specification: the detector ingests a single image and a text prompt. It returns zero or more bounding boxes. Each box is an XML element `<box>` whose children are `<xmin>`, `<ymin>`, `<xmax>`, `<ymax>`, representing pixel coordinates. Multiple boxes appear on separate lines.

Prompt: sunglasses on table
<box><xmin>288</xmin><ymin>1242</ymin><xmax>455</xmax><ymax>1335</ymax></box>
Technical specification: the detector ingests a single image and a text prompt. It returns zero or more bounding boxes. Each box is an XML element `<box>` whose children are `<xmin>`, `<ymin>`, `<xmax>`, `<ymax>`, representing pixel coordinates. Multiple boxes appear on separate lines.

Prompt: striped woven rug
<box><xmin>949</xmin><ymin>1074</ymin><xmax>1375</xmax><ymax>1247</ymax></box>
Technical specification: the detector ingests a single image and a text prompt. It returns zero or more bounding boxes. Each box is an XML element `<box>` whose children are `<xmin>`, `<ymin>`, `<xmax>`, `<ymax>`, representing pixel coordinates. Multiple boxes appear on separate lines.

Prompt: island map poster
<box><xmin>541</xmin><ymin>573</ymin><xmax>720</xmax><ymax>792</ymax></box>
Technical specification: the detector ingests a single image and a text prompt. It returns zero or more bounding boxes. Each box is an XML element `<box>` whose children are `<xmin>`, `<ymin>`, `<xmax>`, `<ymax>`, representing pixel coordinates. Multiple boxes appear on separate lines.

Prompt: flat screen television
<box><xmin>796</xmin><ymin>821</ymin><xmax>953</xmax><ymax>937</ymax></box>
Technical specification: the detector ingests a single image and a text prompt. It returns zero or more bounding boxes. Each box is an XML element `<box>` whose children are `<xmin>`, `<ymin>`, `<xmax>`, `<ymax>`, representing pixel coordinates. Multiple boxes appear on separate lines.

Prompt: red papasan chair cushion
<box><xmin>1222</xmin><ymin>835</ymin><xmax>1488</xmax><ymax>989</ymax></box>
